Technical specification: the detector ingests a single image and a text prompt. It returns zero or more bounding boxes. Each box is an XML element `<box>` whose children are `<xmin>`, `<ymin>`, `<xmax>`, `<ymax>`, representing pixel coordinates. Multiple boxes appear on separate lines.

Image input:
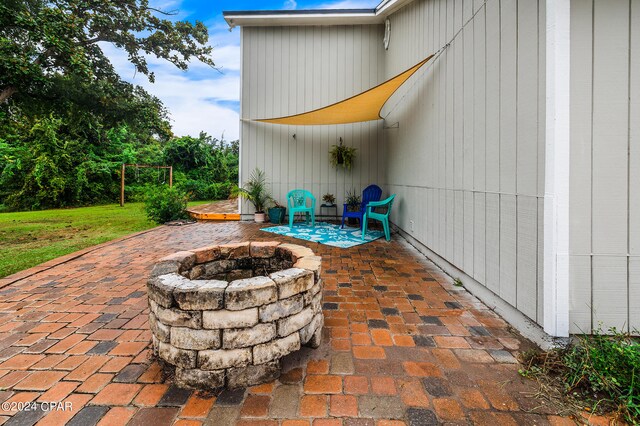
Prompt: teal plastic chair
<box><xmin>361</xmin><ymin>194</ymin><xmax>396</xmax><ymax>241</ymax></box>
<box><xmin>287</xmin><ymin>189</ymin><xmax>316</xmax><ymax>228</ymax></box>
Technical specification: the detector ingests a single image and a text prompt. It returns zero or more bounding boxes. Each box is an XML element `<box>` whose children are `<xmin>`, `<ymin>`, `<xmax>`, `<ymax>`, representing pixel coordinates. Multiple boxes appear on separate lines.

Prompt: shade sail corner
<box><xmin>250</xmin><ymin>54</ymin><xmax>434</xmax><ymax>126</ymax></box>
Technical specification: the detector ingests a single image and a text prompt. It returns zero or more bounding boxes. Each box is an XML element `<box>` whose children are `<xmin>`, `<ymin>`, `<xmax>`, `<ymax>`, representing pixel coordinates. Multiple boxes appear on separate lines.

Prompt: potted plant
<box><xmin>329</xmin><ymin>138</ymin><xmax>356</xmax><ymax>170</ymax></box>
<box><xmin>322</xmin><ymin>193</ymin><xmax>336</xmax><ymax>206</ymax></box>
<box><xmin>233</xmin><ymin>168</ymin><xmax>271</xmax><ymax>223</ymax></box>
<box><xmin>345</xmin><ymin>189</ymin><xmax>361</xmax><ymax>225</ymax></box>
<box><xmin>268</xmin><ymin>199</ymin><xmax>286</xmax><ymax>224</ymax></box>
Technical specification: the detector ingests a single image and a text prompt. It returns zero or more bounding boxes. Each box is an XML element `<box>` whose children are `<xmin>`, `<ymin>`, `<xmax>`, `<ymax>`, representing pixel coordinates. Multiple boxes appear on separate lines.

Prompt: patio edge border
<box><xmin>391</xmin><ymin>223</ymin><xmax>568</xmax><ymax>351</ymax></box>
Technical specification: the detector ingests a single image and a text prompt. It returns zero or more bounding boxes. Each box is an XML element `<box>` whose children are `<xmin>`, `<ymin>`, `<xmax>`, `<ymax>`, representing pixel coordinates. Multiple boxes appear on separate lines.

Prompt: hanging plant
<box><xmin>329</xmin><ymin>138</ymin><xmax>357</xmax><ymax>170</ymax></box>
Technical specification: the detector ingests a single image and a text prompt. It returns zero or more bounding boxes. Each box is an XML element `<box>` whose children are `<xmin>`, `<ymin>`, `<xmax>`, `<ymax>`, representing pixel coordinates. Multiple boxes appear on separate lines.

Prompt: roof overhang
<box><xmin>223</xmin><ymin>0</ymin><xmax>415</xmax><ymax>28</ymax></box>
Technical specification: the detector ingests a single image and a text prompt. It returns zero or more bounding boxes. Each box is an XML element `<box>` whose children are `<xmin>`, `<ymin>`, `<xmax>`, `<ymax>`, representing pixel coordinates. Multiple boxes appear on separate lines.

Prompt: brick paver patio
<box><xmin>0</xmin><ymin>222</ymin><xmax>573</xmax><ymax>425</ymax></box>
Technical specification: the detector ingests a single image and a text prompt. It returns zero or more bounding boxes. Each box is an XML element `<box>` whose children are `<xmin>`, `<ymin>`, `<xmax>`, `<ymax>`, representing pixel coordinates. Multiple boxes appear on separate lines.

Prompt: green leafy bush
<box><xmin>144</xmin><ymin>186</ymin><xmax>189</xmax><ymax>224</ymax></box>
<box><xmin>520</xmin><ymin>328</ymin><xmax>640</xmax><ymax>423</ymax></box>
<box><xmin>176</xmin><ymin>179</ymin><xmax>210</xmax><ymax>200</ymax></box>
<box><xmin>207</xmin><ymin>182</ymin><xmax>233</xmax><ymax>200</ymax></box>
<box><xmin>176</xmin><ymin>180</ymin><xmax>233</xmax><ymax>201</ymax></box>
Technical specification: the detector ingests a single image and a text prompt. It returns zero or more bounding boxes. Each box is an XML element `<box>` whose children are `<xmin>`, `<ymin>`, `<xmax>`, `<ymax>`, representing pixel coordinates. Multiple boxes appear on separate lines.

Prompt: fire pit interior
<box><xmin>147</xmin><ymin>241</ymin><xmax>323</xmax><ymax>389</ymax></box>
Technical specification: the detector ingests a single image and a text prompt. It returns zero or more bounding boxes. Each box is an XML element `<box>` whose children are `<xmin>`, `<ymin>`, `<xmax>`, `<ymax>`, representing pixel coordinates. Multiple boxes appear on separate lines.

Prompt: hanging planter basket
<box><xmin>329</xmin><ymin>139</ymin><xmax>356</xmax><ymax>170</ymax></box>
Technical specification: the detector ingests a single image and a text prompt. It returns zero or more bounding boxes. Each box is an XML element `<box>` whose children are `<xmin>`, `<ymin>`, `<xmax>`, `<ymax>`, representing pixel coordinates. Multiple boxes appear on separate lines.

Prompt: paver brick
<box><xmin>109</xmin><ymin>341</ymin><xmax>149</xmax><ymax>356</ymax></box>
<box><xmin>359</xmin><ymin>395</ymin><xmax>405</xmax><ymax>419</ymax></box>
<box><xmin>91</xmin><ymin>383</ymin><xmax>142</xmax><ymax>405</ymax></box>
<box><xmin>65</xmin><ymin>356</ymin><xmax>110</xmax><ymax>381</ymax></box>
<box><xmin>13</xmin><ymin>371</ymin><xmax>67</xmax><ymax>391</ymax></box>
<box><xmin>240</xmin><ymin>394</ymin><xmax>270</xmax><ymax>417</ymax></box>
<box><xmin>371</xmin><ymin>377</ymin><xmax>397</xmax><ymax>395</ymax></box>
<box><xmin>300</xmin><ymin>395</ymin><xmax>327</xmax><ymax>417</ymax></box>
<box><xmin>406</xmin><ymin>407</ymin><xmax>438</xmax><ymax>426</ymax></box>
<box><xmin>96</xmin><ymin>407</ymin><xmax>137</xmax><ymax>426</ymax></box>
<box><xmin>398</xmin><ymin>379</ymin><xmax>430</xmax><ymax>408</ymax></box>
<box><xmin>99</xmin><ymin>357</ymin><xmax>131</xmax><ymax>373</ymax></box>
<box><xmin>304</xmin><ymin>375</ymin><xmax>342</xmax><ymax>394</ymax></box>
<box><xmin>432</xmin><ymin>398</ymin><xmax>465</xmax><ymax>420</ymax></box>
<box><xmin>134</xmin><ymin>384</ymin><xmax>170</xmax><ymax>406</ymax></box>
<box><xmin>180</xmin><ymin>394</ymin><xmax>215</xmax><ymax>418</ymax></box>
<box><xmin>66</xmin><ymin>405</ymin><xmax>110</xmax><ymax>426</ymax></box>
<box><xmin>128</xmin><ymin>407</ymin><xmax>179</xmax><ymax>426</ymax></box>
<box><xmin>38</xmin><ymin>381</ymin><xmax>79</xmax><ymax>402</ymax></box>
<box><xmin>306</xmin><ymin>360</ymin><xmax>328</xmax><ymax>375</ymax></box>
<box><xmin>158</xmin><ymin>385</ymin><xmax>192</xmax><ymax>407</ymax></box>
<box><xmin>55</xmin><ymin>356</ymin><xmax>89</xmax><ymax>371</ymax></box>
<box><xmin>352</xmin><ymin>346</ymin><xmax>385</xmax><ymax>359</ymax></box>
<box><xmin>0</xmin><ymin>354</ymin><xmax>44</xmax><ymax>370</ymax></box>
<box><xmin>76</xmin><ymin>373</ymin><xmax>114</xmax><ymax>393</ymax></box>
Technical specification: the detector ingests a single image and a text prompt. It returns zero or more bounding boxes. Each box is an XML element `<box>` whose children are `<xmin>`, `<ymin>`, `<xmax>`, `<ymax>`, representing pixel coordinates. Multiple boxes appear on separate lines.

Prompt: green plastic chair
<box><xmin>361</xmin><ymin>194</ymin><xmax>396</xmax><ymax>241</ymax></box>
<box><xmin>287</xmin><ymin>189</ymin><xmax>316</xmax><ymax>228</ymax></box>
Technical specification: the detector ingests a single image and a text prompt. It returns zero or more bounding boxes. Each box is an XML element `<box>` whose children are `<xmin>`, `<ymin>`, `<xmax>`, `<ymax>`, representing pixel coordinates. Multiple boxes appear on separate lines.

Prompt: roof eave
<box><xmin>223</xmin><ymin>10</ymin><xmax>380</xmax><ymax>28</ymax></box>
<box><xmin>223</xmin><ymin>0</ymin><xmax>415</xmax><ymax>28</ymax></box>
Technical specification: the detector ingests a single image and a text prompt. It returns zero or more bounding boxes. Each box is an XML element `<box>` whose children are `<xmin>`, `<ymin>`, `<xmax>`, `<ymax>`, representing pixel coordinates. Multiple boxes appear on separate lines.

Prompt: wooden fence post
<box><xmin>120</xmin><ymin>163</ymin><xmax>125</xmax><ymax>207</ymax></box>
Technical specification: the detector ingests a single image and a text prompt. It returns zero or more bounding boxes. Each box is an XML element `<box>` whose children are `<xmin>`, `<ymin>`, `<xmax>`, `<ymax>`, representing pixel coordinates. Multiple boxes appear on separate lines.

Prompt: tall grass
<box><xmin>520</xmin><ymin>328</ymin><xmax>639</xmax><ymax>423</ymax></box>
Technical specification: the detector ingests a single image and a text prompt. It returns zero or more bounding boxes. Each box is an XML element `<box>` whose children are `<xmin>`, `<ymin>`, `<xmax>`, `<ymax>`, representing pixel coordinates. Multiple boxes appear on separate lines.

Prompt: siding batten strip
<box><xmin>544</xmin><ymin>0</ymin><xmax>571</xmax><ymax>337</ymax></box>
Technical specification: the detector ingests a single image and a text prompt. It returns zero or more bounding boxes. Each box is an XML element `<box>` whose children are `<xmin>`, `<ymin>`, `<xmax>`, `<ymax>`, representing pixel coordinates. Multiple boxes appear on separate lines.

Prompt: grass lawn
<box><xmin>0</xmin><ymin>201</ymin><xmax>209</xmax><ymax>278</ymax></box>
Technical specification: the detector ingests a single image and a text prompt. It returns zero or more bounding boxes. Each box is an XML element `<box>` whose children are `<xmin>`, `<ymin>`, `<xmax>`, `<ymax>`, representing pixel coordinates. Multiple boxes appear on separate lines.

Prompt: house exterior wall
<box><xmin>236</xmin><ymin>0</ymin><xmax>639</xmax><ymax>337</ymax></box>
<box><xmin>569</xmin><ymin>0</ymin><xmax>640</xmax><ymax>334</ymax></box>
<box><xmin>239</xmin><ymin>25</ymin><xmax>386</xmax><ymax>218</ymax></box>
<box><xmin>383</xmin><ymin>0</ymin><xmax>547</xmax><ymax>326</ymax></box>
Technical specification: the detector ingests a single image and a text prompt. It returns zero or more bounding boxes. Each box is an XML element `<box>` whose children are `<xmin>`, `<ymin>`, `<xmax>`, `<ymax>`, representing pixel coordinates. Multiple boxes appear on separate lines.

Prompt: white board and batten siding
<box><xmin>236</xmin><ymin>0</ymin><xmax>640</xmax><ymax>336</ymax></box>
<box><xmin>383</xmin><ymin>0</ymin><xmax>546</xmax><ymax>326</ymax></box>
<box><xmin>569</xmin><ymin>0</ymin><xmax>640</xmax><ymax>334</ymax></box>
<box><xmin>240</xmin><ymin>26</ymin><xmax>386</xmax><ymax>218</ymax></box>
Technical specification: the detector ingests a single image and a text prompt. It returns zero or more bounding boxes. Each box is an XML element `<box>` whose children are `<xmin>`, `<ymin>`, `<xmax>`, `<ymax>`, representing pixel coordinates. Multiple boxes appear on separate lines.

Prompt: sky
<box><xmin>103</xmin><ymin>0</ymin><xmax>379</xmax><ymax>141</ymax></box>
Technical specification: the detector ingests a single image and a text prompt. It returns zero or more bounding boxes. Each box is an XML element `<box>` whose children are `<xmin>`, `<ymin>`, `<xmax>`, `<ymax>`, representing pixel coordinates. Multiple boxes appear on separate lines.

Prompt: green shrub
<box><xmin>176</xmin><ymin>179</ymin><xmax>209</xmax><ymax>200</ymax></box>
<box><xmin>520</xmin><ymin>328</ymin><xmax>640</xmax><ymax>423</ymax></box>
<box><xmin>144</xmin><ymin>186</ymin><xmax>189</xmax><ymax>224</ymax></box>
<box><xmin>126</xmin><ymin>184</ymin><xmax>153</xmax><ymax>203</ymax></box>
<box><xmin>207</xmin><ymin>182</ymin><xmax>232</xmax><ymax>200</ymax></box>
<box><xmin>176</xmin><ymin>180</ymin><xmax>233</xmax><ymax>201</ymax></box>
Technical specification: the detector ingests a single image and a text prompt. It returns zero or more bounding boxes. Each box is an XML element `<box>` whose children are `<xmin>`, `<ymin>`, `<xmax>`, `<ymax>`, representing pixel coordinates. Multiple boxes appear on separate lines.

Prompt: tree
<box><xmin>0</xmin><ymin>0</ymin><xmax>215</xmax><ymax>102</ymax></box>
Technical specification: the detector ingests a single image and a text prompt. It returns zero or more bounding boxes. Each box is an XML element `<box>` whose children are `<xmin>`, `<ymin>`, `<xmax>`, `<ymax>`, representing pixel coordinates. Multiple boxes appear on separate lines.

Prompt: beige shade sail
<box><xmin>253</xmin><ymin>54</ymin><xmax>434</xmax><ymax>126</ymax></box>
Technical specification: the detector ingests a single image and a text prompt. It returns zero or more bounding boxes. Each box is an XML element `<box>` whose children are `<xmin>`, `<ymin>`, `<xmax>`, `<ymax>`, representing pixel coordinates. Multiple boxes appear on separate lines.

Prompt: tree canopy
<box><xmin>0</xmin><ymin>0</ymin><xmax>239</xmax><ymax>211</ymax></box>
<box><xmin>0</xmin><ymin>0</ymin><xmax>215</xmax><ymax>102</ymax></box>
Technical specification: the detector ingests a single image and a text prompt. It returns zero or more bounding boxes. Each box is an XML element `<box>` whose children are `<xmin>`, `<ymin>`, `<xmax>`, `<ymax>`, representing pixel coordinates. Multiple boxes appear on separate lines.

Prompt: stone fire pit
<box><xmin>147</xmin><ymin>242</ymin><xmax>323</xmax><ymax>389</ymax></box>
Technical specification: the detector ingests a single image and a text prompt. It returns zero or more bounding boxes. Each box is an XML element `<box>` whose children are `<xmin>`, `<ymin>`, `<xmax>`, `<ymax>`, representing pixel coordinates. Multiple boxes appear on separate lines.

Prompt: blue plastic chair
<box><xmin>287</xmin><ymin>189</ymin><xmax>316</xmax><ymax>228</ymax></box>
<box><xmin>362</xmin><ymin>194</ymin><xmax>396</xmax><ymax>241</ymax></box>
<box><xmin>341</xmin><ymin>185</ymin><xmax>382</xmax><ymax>229</ymax></box>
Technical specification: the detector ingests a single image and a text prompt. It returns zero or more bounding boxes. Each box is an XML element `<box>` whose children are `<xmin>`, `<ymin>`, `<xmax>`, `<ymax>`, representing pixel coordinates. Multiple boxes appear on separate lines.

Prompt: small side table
<box><xmin>319</xmin><ymin>204</ymin><xmax>338</xmax><ymax>221</ymax></box>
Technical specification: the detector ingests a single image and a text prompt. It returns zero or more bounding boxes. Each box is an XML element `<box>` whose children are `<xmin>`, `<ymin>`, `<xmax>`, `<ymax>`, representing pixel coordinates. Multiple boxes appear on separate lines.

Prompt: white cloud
<box><xmin>283</xmin><ymin>0</ymin><xmax>297</xmax><ymax>9</ymax></box>
<box><xmin>100</xmin><ymin>42</ymin><xmax>240</xmax><ymax>140</ymax></box>
<box><xmin>181</xmin><ymin>43</ymin><xmax>240</xmax><ymax>72</ymax></box>
<box><xmin>213</xmin><ymin>45</ymin><xmax>240</xmax><ymax>71</ymax></box>
<box><xmin>168</xmin><ymin>98</ymin><xmax>239</xmax><ymax>141</ymax></box>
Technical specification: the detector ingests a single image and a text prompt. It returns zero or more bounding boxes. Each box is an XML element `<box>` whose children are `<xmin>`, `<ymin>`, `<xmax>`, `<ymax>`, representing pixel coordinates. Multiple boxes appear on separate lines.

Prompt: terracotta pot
<box><xmin>254</xmin><ymin>212</ymin><xmax>266</xmax><ymax>223</ymax></box>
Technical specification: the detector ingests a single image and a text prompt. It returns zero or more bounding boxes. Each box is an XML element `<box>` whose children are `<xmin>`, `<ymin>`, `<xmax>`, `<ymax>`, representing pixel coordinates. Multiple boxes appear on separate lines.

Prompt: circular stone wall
<box><xmin>147</xmin><ymin>241</ymin><xmax>323</xmax><ymax>390</ymax></box>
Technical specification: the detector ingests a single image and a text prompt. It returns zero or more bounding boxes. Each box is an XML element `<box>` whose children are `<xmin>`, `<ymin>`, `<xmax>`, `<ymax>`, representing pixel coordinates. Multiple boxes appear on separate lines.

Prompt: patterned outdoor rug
<box><xmin>261</xmin><ymin>221</ymin><xmax>384</xmax><ymax>248</ymax></box>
